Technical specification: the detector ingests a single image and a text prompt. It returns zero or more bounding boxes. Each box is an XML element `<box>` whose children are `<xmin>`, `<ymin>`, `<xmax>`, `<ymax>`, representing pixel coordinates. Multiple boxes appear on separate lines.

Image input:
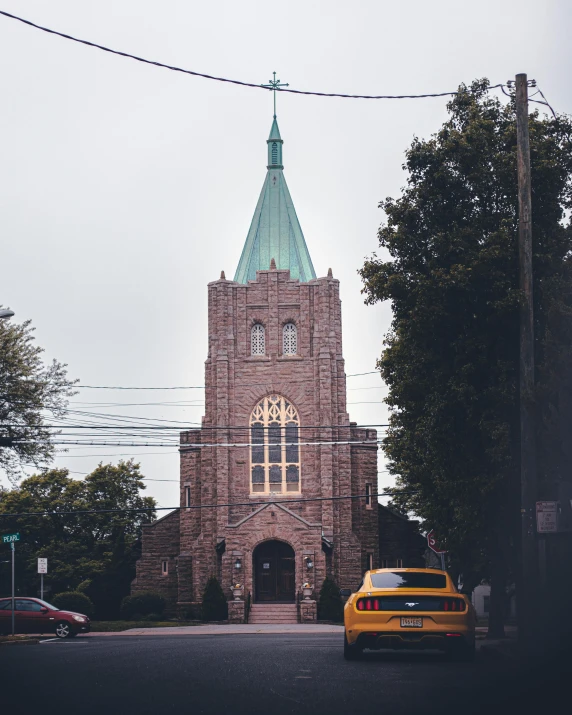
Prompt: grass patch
<box><xmin>0</xmin><ymin>635</ymin><xmax>40</xmax><ymax>645</ymax></box>
<box><xmin>90</xmin><ymin>620</ymin><xmax>202</xmax><ymax>632</ymax></box>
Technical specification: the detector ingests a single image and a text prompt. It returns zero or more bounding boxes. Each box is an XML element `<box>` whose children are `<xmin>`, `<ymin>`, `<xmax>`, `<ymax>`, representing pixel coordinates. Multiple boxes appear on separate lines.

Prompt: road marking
<box><xmin>39</xmin><ymin>638</ymin><xmax>59</xmax><ymax>643</ymax></box>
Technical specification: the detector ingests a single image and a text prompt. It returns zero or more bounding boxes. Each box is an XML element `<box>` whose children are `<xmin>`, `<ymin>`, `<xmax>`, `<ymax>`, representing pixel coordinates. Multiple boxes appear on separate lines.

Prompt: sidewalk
<box><xmin>82</xmin><ymin>623</ymin><xmax>345</xmax><ymax>636</ymax></box>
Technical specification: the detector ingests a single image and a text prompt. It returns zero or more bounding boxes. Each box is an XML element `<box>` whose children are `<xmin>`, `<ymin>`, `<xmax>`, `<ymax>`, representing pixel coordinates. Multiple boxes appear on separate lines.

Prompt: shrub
<box><xmin>317</xmin><ymin>578</ymin><xmax>343</xmax><ymax>622</ymax></box>
<box><xmin>179</xmin><ymin>606</ymin><xmax>199</xmax><ymax>621</ymax></box>
<box><xmin>120</xmin><ymin>591</ymin><xmax>166</xmax><ymax>620</ymax></box>
<box><xmin>201</xmin><ymin>577</ymin><xmax>228</xmax><ymax>622</ymax></box>
<box><xmin>141</xmin><ymin>613</ymin><xmax>163</xmax><ymax>622</ymax></box>
<box><xmin>52</xmin><ymin>591</ymin><xmax>95</xmax><ymax>618</ymax></box>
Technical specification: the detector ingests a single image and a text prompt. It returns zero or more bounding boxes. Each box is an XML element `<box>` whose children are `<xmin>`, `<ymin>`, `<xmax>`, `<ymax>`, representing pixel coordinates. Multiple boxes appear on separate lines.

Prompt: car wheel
<box><xmin>343</xmin><ymin>633</ymin><xmax>362</xmax><ymax>661</ymax></box>
<box><xmin>55</xmin><ymin>621</ymin><xmax>72</xmax><ymax>639</ymax></box>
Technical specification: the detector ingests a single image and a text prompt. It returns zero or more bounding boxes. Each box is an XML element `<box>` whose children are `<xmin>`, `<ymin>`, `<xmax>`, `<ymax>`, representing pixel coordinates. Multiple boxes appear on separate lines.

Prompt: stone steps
<box><xmin>248</xmin><ymin>604</ymin><xmax>298</xmax><ymax>624</ymax></box>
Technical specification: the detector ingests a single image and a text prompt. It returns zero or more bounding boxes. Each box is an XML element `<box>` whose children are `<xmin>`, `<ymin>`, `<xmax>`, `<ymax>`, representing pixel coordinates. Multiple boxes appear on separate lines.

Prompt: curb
<box><xmin>0</xmin><ymin>638</ymin><xmax>40</xmax><ymax>646</ymax></box>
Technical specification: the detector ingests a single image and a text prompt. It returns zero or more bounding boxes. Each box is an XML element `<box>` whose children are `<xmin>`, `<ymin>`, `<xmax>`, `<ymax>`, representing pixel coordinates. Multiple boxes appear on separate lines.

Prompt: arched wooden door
<box><xmin>253</xmin><ymin>540</ymin><xmax>295</xmax><ymax>602</ymax></box>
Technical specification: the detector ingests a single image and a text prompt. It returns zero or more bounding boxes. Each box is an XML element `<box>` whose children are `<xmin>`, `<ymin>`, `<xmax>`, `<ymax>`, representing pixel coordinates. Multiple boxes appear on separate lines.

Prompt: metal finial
<box><xmin>261</xmin><ymin>71</ymin><xmax>289</xmax><ymax>117</ymax></box>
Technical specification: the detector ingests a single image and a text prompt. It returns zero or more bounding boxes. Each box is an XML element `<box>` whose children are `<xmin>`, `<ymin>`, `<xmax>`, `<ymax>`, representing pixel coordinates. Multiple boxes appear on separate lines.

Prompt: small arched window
<box><xmin>251</xmin><ymin>323</ymin><xmax>265</xmax><ymax>355</ymax></box>
<box><xmin>283</xmin><ymin>323</ymin><xmax>297</xmax><ymax>355</ymax></box>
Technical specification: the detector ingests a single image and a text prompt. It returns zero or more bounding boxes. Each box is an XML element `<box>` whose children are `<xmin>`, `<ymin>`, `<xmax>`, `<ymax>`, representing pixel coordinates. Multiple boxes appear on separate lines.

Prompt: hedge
<box><xmin>52</xmin><ymin>591</ymin><xmax>95</xmax><ymax>618</ymax></box>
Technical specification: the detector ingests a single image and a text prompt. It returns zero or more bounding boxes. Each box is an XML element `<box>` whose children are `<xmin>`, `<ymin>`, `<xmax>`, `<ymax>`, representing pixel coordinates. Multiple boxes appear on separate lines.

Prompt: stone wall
<box><xmin>131</xmin><ymin>510</ymin><xmax>181</xmax><ymax>615</ymax></box>
<box><xmin>133</xmin><ymin>264</ymin><xmax>390</xmax><ymax>615</ymax></box>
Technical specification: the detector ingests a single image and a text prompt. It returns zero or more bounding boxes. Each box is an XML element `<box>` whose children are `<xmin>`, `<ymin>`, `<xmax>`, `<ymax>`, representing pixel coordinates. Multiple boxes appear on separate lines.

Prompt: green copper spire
<box><xmin>234</xmin><ymin>116</ymin><xmax>317</xmax><ymax>284</ymax></box>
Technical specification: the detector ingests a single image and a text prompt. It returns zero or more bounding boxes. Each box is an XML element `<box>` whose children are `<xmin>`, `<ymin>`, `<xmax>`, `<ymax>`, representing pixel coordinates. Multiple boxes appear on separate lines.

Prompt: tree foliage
<box><xmin>359</xmin><ymin>80</ymin><xmax>572</xmax><ymax>625</ymax></box>
<box><xmin>317</xmin><ymin>577</ymin><xmax>344</xmax><ymax>622</ymax></box>
<box><xmin>201</xmin><ymin>576</ymin><xmax>228</xmax><ymax>622</ymax></box>
<box><xmin>52</xmin><ymin>591</ymin><xmax>95</xmax><ymax>618</ymax></box>
<box><xmin>0</xmin><ymin>315</ymin><xmax>76</xmax><ymax>484</ymax></box>
<box><xmin>120</xmin><ymin>591</ymin><xmax>165</xmax><ymax>620</ymax></box>
<box><xmin>0</xmin><ymin>461</ymin><xmax>156</xmax><ymax>618</ymax></box>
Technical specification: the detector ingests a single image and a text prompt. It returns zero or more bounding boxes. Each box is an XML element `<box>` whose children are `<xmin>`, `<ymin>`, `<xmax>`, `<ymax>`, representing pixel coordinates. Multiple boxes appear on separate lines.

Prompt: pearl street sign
<box><xmin>2</xmin><ymin>533</ymin><xmax>20</xmax><ymax>544</ymax></box>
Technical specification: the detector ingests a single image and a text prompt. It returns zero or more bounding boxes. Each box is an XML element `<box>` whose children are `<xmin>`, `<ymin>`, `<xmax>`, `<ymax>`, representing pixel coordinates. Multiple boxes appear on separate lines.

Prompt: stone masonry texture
<box><xmin>133</xmin><ymin>266</ymin><xmax>423</xmax><ymax>614</ymax></box>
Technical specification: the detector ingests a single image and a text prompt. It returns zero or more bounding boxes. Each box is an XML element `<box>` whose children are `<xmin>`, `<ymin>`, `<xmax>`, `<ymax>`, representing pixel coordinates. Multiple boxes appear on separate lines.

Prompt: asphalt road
<box><xmin>1</xmin><ymin>634</ymin><xmax>569</xmax><ymax>715</ymax></box>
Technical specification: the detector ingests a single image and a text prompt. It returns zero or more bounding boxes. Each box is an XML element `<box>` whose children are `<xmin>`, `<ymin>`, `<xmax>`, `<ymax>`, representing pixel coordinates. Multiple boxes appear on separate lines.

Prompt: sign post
<box><xmin>38</xmin><ymin>558</ymin><xmax>48</xmax><ymax>600</ymax></box>
<box><xmin>2</xmin><ymin>533</ymin><xmax>20</xmax><ymax>636</ymax></box>
<box><xmin>427</xmin><ymin>530</ymin><xmax>447</xmax><ymax>571</ymax></box>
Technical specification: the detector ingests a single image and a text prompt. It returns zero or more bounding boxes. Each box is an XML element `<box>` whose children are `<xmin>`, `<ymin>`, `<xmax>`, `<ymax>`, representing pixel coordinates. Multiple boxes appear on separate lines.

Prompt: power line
<box><xmin>16</xmin><ymin>439</ymin><xmax>381</xmax><ymax>448</ymax></box>
<box><xmin>74</xmin><ymin>371</ymin><xmax>380</xmax><ymax>390</ymax></box>
<box><xmin>0</xmin><ymin>10</ymin><xmax>505</xmax><ymax>101</ymax></box>
<box><xmin>0</xmin><ymin>490</ymin><xmax>408</xmax><ymax>519</ymax></box>
<box><xmin>2</xmin><ymin>423</ymin><xmax>388</xmax><ymax>431</ymax></box>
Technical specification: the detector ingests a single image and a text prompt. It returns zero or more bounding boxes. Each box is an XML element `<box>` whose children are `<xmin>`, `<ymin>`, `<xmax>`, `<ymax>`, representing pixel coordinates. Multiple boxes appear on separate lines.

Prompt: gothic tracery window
<box><xmin>282</xmin><ymin>322</ymin><xmax>297</xmax><ymax>355</ymax></box>
<box><xmin>251</xmin><ymin>323</ymin><xmax>265</xmax><ymax>355</ymax></box>
<box><xmin>250</xmin><ymin>395</ymin><xmax>300</xmax><ymax>494</ymax></box>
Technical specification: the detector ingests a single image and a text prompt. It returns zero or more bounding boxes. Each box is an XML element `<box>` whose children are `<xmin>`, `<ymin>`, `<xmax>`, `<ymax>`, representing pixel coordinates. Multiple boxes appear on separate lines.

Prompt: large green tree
<box><xmin>360</xmin><ymin>80</ymin><xmax>572</xmax><ymax>637</ymax></box>
<box><xmin>0</xmin><ymin>315</ymin><xmax>76</xmax><ymax>484</ymax></box>
<box><xmin>0</xmin><ymin>461</ymin><xmax>156</xmax><ymax>618</ymax></box>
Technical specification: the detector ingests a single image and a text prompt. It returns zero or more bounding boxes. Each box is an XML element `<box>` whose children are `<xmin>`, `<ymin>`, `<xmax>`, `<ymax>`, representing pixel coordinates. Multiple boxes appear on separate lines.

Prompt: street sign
<box><xmin>2</xmin><ymin>533</ymin><xmax>20</xmax><ymax>544</ymax></box>
<box><xmin>536</xmin><ymin>501</ymin><xmax>558</xmax><ymax>533</ymax></box>
<box><xmin>38</xmin><ymin>558</ymin><xmax>48</xmax><ymax>574</ymax></box>
<box><xmin>427</xmin><ymin>529</ymin><xmax>446</xmax><ymax>554</ymax></box>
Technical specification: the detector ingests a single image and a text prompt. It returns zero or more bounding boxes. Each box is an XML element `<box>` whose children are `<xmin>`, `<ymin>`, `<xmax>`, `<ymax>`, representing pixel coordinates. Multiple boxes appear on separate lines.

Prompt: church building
<box><xmin>132</xmin><ymin>115</ymin><xmax>381</xmax><ymax>621</ymax></box>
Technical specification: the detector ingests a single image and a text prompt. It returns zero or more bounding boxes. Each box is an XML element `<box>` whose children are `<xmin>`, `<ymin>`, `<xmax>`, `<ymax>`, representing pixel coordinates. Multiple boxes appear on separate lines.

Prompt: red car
<box><xmin>0</xmin><ymin>597</ymin><xmax>91</xmax><ymax>638</ymax></box>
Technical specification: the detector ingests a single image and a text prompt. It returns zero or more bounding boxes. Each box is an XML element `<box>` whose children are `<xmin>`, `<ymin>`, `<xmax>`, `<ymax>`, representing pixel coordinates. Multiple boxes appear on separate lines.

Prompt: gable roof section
<box><xmin>227</xmin><ymin>501</ymin><xmax>321</xmax><ymax>529</ymax></box>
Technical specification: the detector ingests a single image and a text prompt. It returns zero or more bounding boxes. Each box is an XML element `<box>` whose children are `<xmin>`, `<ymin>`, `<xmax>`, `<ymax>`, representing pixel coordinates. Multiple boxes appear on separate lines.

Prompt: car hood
<box><xmin>56</xmin><ymin>610</ymin><xmax>89</xmax><ymax>619</ymax></box>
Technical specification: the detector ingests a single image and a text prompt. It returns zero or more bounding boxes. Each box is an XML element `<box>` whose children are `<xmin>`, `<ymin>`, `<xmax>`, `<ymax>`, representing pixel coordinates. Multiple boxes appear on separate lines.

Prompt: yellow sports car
<box><xmin>341</xmin><ymin>568</ymin><xmax>475</xmax><ymax>661</ymax></box>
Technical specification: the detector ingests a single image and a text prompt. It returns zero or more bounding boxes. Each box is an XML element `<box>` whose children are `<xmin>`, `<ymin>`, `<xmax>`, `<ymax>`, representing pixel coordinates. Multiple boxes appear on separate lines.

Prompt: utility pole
<box><xmin>515</xmin><ymin>73</ymin><xmax>538</xmax><ymax>650</ymax></box>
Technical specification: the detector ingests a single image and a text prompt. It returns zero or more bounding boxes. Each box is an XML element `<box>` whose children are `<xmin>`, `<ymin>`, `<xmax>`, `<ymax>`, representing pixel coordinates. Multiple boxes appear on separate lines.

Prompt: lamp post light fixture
<box><xmin>305</xmin><ymin>557</ymin><xmax>313</xmax><ymax>570</ymax></box>
<box><xmin>0</xmin><ymin>310</ymin><xmax>15</xmax><ymax>320</ymax></box>
<box><xmin>234</xmin><ymin>558</ymin><xmax>242</xmax><ymax>570</ymax></box>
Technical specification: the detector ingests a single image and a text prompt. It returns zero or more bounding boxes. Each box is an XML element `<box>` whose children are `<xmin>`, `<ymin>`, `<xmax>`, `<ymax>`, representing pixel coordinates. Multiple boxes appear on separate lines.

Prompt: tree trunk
<box><xmin>487</xmin><ymin>542</ymin><xmax>507</xmax><ymax>639</ymax></box>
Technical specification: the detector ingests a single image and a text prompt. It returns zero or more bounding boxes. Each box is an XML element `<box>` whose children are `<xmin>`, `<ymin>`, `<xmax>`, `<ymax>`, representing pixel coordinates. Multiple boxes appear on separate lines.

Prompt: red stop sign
<box><xmin>427</xmin><ymin>529</ymin><xmax>446</xmax><ymax>554</ymax></box>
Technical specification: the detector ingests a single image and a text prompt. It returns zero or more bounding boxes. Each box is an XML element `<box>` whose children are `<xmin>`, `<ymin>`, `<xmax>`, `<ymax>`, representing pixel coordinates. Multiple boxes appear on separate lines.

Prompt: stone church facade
<box><xmin>132</xmin><ymin>116</ymin><xmax>382</xmax><ymax>619</ymax></box>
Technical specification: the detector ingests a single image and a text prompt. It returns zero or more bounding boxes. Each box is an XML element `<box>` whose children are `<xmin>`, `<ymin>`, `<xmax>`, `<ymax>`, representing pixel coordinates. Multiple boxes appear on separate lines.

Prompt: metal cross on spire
<box><xmin>262</xmin><ymin>72</ymin><xmax>289</xmax><ymax>117</ymax></box>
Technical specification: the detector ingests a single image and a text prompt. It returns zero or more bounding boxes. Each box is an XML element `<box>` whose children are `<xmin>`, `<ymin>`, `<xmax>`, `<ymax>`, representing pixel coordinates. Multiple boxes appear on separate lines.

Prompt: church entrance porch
<box><xmin>253</xmin><ymin>540</ymin><xmax>295</xmax><ymax>603</ymax></box>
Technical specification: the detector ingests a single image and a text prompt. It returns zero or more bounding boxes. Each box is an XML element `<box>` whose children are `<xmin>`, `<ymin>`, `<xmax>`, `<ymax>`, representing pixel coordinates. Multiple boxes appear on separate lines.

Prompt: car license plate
<box><xmin>401</xmin><ymin>617</ymin><xmax>423</xmax><ymax>628</ymax></box>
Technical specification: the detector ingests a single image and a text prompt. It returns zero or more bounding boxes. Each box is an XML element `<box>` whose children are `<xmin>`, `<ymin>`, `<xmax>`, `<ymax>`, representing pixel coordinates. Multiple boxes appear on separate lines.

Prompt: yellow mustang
<box><xmin>342</xmin><ymin>568</ymin><xmax>475</xmax><ymax>661</ymax></box>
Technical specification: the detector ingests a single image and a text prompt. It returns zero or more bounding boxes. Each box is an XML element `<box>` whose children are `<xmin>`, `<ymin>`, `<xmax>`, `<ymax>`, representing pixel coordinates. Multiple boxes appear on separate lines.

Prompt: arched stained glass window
<box><xmin>251</xmin><ymin>323</ymin><xmax>265</xmax><ymax>355</ymax></box>
<box><xmin>283</xmin><ymin>323</ymin><xmax>297</xmax><ymax>355</ymax></box>
<box><xmin>250</xmin><ymin>395</ymin><xmax>301</xmax><ymax>494</ymax></box>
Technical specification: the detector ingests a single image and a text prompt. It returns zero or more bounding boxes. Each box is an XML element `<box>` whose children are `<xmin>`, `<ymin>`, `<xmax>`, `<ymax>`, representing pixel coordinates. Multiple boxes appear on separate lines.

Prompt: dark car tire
<box><xmin>343</xmin><ymin>633</ymin><xmax>362</xmax><ymax>661</ymax></box>
<box><xmin>55</xmin><ymin>621</ymin><xmax>73</xmax><ymax>639</ymax></box>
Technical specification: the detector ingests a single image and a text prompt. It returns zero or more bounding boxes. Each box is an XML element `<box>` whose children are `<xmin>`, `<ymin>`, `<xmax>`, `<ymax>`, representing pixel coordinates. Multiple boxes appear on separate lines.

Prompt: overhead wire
<box><xmin>73</xmin><ymin>371</ymin><xmax>380</xmax><ymax>390</ymax></box>
<box><xmin>0</xmin><ymin>490</ymin><xmax>412</xmax><ymax>519</ymax></box>
<box><xmin>0</xmin><ymin>10</ymin><xmax>505</xmax><ymax>101</ymax></box>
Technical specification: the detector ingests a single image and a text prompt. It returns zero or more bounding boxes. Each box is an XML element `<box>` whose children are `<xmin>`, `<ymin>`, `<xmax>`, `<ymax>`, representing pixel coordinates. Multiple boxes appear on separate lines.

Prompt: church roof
<box><xmin>233</xmin><ymin>117</ymin><xmax>316</xmax><ymax>283</ymax></box>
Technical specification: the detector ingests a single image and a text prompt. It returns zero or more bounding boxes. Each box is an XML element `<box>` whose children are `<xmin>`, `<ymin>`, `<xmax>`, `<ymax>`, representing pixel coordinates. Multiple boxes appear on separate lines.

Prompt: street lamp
<box><xmin>0</xmin><ymin>310</ymin><xmax>14</xmax><ymax>319</ymax></box>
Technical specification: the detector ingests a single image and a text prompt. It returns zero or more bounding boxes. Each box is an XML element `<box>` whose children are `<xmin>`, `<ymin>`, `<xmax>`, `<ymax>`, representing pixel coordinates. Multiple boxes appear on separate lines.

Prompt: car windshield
<box><xmin>35</xmin><ymin>598</ymin><xmax>59</xmax><ymax>610</ymax></box>
<box><xmin>370</xmin><ymin>572</ymin><xmax>447</xmax><ymax>589</ymax></box>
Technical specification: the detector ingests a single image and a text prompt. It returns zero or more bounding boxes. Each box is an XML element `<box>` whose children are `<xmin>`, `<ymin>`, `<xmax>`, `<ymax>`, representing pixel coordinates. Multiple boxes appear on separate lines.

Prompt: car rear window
<box><xmin>370</xmin><ymin>572</ymin><xmax>447</xmax><ymax>589</ymax></box>
<box><xmin>0</xmin><ymin>600</ymin><xmax>10</xmax><ymax>610</ymax></box>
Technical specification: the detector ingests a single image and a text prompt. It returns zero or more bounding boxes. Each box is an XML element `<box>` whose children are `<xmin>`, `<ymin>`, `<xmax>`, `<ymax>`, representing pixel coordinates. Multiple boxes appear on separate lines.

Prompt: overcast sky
<box><xmin>2</xmin><ymin>0</ymin><xmax>570</xmax><ymax>508</ymax></box>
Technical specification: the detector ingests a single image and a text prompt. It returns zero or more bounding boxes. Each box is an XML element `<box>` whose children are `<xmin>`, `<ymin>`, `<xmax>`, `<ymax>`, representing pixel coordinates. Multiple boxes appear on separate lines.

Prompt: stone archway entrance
<box><xmin>253</xmin><ymin>540</ymin><xmax>295</xmax><ymax>602</ymax></box>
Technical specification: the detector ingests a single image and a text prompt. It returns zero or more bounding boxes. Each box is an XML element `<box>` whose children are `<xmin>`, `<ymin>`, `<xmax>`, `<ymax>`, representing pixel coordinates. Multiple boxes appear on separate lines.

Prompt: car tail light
<box><xmin>355</xmin><ymin>597</ymin><xmax>466</xmax><ymax>612</ymax></box>
<box><xmin>442</xmin><ymin>599</ymin><xmax>466</xmax><ymax>612</ymax></box>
